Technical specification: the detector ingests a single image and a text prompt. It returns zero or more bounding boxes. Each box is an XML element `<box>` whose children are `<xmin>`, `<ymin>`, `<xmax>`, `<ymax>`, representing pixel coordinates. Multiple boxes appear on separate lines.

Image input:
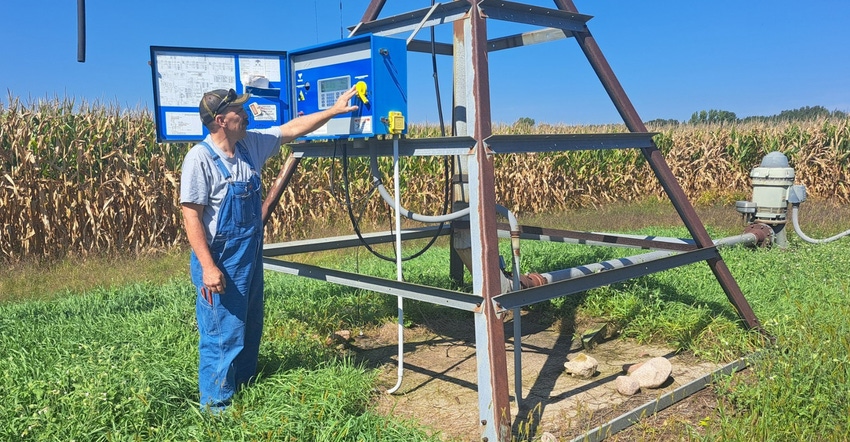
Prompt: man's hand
<box><xmin>329</xmin><ymin>87</ymin><xmax>359</xmax><ymax>116</ymax></box>
<box><xmin>202</xmin><ymin>265</ymin><xmax>226</xmax><ymax>294</ymax></box>
<box><xmin>279</xmin><ymin>86</ymin><xmax>360</xmax><ymax>143</ymax></box>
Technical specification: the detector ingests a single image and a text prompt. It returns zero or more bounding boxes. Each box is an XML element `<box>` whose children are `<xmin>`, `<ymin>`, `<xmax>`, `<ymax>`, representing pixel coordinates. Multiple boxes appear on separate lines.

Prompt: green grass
<box><xmin>0</xmin><ymin>278</ymin><xmax>442</xmax><ymax>441</ymax></box>
<box><xmin>0</xmin><ymin>249</ymin><xmax>188</xmax><ymax>304</ymax></box>
<box><xmin>3</xmin><ymin>202</ymin><xmax>850</xmax><ymax>440</ymax></box>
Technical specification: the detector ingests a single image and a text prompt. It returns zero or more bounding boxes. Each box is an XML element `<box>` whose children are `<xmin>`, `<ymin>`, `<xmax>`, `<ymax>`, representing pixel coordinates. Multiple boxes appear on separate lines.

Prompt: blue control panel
<box><xmin>289</xmin><ymin>34</ymin><xmax>408</xmax><ymax>140</ymax></box>
<box><xmin>149</xmin><ymin>46</ymin><xmax>288</xmax><ymax>142</ymax></box>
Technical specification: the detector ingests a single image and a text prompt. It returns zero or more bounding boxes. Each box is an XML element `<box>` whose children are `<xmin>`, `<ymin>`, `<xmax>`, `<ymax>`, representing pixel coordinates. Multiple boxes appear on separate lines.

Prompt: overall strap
<box><xmin>199</xmin><ymin>141</ymin><xmax>232</xmax><ymax>181</ymax></box>
<box><xmin>235</xmin><ymin>141</ymin><xmax>257</xmax><ymax>172</ymax></box>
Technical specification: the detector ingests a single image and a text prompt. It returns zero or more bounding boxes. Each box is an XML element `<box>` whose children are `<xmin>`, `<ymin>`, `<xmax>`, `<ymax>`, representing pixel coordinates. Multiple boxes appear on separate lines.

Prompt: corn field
<box><xmin>2</xmin><ymin>95</ymin><xmax>849</xmax><ymax>263</ymax></box>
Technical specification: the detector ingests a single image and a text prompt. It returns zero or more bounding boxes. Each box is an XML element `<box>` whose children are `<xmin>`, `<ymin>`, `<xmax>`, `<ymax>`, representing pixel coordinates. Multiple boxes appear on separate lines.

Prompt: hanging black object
<box><xmin>77</xmin><ymin>0</ymin><xmax>86</xmax><ymax>62</ymax></box>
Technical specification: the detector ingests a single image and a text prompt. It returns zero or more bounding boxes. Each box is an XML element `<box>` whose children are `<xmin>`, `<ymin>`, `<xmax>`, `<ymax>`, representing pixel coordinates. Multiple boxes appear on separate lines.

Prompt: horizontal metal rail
<box><xmin>290</xmin><ymin>133</ymin><xmax>657</xmax><ymax>159</ymax></box>
<box><xmin>487</xmin><ymin>27</ymin><xmax>571</xmax><ymax>52</ymax></box>
<box><xmin>493</xmin><ymin>247</ymin><xmax>719</xmax><ymax>310</ymax></box>
<box><xmin>401</xmin><ymin>27</ymin><xmax>574</xmax><ymax>55</ymax></box>
<box><xmin>349</xmin><ymin>2</ymin><xmax>471</xmax><ymax>37</ymax></box>
<box><xmin>289</xmin><ymin>136</ymin><xmax>476</xmax><ymax>158</ymax></box>
<box><xmin>407</xmin><ymin>39</ymin><xmax>453</xmax><ymax>55</ymax></box>
<box><xmin>478</xmin><ymin>0</ymin><xmax>591</xmax><ymax>31</ymax></box>
<box><xmin>263</xmin><ymin>258</ymin><xmax>482</xmax><ymax>312</ymax></box>
<box><xmin>484</xmin><ymin>133</ymin><xmax>657</xmax><ymax>154</ymax></box>
<box><xmin>263</xmin><ymin>226</ymin><xmax>450</xmax><ymax>257</ymax></box>
<box><xmin>495</xmin><ymin>223</ymin><xmax>698</xmax><ymax>252</ymax></box>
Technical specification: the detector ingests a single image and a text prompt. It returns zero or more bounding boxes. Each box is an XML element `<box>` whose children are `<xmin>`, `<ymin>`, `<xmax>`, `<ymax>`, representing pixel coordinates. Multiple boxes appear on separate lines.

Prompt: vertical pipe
<box><xmin>552</xmin><ymin>0</ymin><xmax>764</xmax><ymax>333</ymax></box>
<box><xmin>77</xmin><ymin>0</ymin><xmax>86</xmax><ymax>63</ymax></box>
<box><xmin>511</xmin><ymin>229</ymin><xmax>523</xmax><ymax>410</ymax></box>
<box><xmin>450</xmin><ymin>18</ymin><xmax>471</xmax><ymax>285</ymax></box>
<box><xmin>467</xmin><ymin>1</ymin><xmax>511</xmax><ymax>440</ymax></box>
<box><xmin>386</xmin><ymin>136</ymin><xmax>405</xmax><ymax>394</ymax></box>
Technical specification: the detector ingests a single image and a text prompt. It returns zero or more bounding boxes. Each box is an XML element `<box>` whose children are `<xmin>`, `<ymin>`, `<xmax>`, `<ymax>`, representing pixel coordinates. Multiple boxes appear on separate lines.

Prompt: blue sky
<box><xmin>2</xmin><ymin>0</ymin><xmax>848</xmax><ymax>125</ymax></box>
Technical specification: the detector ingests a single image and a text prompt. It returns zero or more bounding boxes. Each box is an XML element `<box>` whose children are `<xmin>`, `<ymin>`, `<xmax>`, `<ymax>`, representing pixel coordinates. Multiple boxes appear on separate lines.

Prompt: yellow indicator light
<box><xmin>388</xmin><ymin>111</ymin><xmax>405</xmax><ymax>134</ymax></box>
<box><xmin>355</xmin><ymin>81</ymin><xmax>369</xmax><ymax>104</ymax></box>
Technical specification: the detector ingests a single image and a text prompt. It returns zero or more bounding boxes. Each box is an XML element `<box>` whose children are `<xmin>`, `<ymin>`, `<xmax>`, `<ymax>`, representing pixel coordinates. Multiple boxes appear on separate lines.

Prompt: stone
<box><xmin>626</xmin><ymin>361</ymin><xmax>644</xmax><ymax>375</ymax></box>
<box><xmin>564</xmin><ymin>353</ymin><xmax>598</xmax><ymax>378</ymax></box>
<box><xmin>630</xmin><ymin>356</ymin><xmax>672</xmax><ymax>389</ymax></box>
<box><xmin>326</xmin><ymin>330</ymin><xmax>353</xmax><ymax>346</ymax></box>
<box><xmin>615</xmin><ymin>375</ymin><xmax>640</xmax><ymax>396</ymax></box>
<box><xmin>540</xmin><ymin>432</ymin><xmax>558</xmax><ymax>442</ymax></box>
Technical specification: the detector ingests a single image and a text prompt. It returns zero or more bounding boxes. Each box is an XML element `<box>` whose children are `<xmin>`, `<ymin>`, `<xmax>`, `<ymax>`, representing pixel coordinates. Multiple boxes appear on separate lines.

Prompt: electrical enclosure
<box><xmin>289</xmin><ymin>34</ymin><xmax>408</xmax><ymax>140</ymax></box>
<box><xmin>149</xmin><ymin>46</ymin><xmax>289</xmax><ymax>142</ymax></box>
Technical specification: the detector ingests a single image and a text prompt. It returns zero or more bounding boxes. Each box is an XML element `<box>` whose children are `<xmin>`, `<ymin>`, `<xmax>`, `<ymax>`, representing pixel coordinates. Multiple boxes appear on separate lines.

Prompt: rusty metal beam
<box><xmin>261</xmin><ymin>154</ymin><xmax>301</xmax><ymax>226</ymax></box>
<box><xmin>360</xmin><ymin>0</ymin><xmax>387</xmax><ymax>22</ymax></box>
<box><xmin>350</xmin><ymin>2</ymin><xmax>471</xmax><ymax>37</ymax></box>
<box><xmin>552</xmin><ymin>0</ymin><xmax>765</xmax><ymax>335</ymax></box>
<box><xmin>498</xmin><ymin>223</ymin><xmax>699</xmax><ymax>252</ymax></box>
<box><xmin>466</xmin><ymin>1</ymin><xmax>512</xmax><ymax>440</ymax></box>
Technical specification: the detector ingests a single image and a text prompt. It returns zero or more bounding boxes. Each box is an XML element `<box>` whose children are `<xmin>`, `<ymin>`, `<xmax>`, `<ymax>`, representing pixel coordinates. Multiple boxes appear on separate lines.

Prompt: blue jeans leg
<box><xmin>196</xmin><ymin>287</ymin><xmax>246</xmax><ymax>410</ymax></box>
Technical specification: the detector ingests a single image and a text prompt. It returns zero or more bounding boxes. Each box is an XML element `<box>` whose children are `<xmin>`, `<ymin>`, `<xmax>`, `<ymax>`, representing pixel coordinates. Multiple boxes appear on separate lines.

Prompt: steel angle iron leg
<box><xmin>466</xmin><ymin>1</ymin><xmax>512</xmax><ymax>440</ymax></box>
<box><xmin>552</xmin><ymin>0</ymin><xmax>765</xmax><ymax>335</ymax></box>
<box><xmin>360</xmin><ymin>0</ymin><xmax>387</xmax><ymax>23</ymax></box>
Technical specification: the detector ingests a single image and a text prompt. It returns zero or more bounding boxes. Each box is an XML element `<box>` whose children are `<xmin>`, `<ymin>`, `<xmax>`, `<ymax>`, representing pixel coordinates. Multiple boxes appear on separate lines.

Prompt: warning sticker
<box><xmin>352</xmin><ymin>116</ymin><xmax>372</xmax><ymax>133</ymax></box>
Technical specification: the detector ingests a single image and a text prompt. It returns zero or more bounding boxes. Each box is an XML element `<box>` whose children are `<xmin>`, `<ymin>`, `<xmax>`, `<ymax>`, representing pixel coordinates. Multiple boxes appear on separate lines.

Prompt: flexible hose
<box><xmin>340</xmin><ymin>143</ymin><xmax>442</xmax><ymax>263</ymax></box>
<box><xmin>791</xmin><ymin>205</ymin><xmax>850</xmax><ymax>244</ymax></box>
<box><xmin>369</xmin><ymin>144</ymin><xmax>469</xmax><ymax>223</ymax></box>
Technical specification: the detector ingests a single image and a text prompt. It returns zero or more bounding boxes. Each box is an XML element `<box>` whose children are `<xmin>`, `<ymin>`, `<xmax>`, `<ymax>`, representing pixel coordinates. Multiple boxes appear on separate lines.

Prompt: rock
<box><xmin>540</xmin><ymin>432</ymin><xmax>558</xmax><ymax>442</ymax></box>
<box><xmin>326</xmin><ymin>330</ymin><xmax>353</xmax><ymax>346</ymax></box>
<box><xmin>630</xmin><ymin>356</ymin><xmax>672</xmax><ymax>388</ymax></box>
<box><xmin>564</xmin><ymin>353</ymin><xmax>598</xmax><ymax>378</ymax></box>
<box><xmin>616</xmin><ymin>375</ymin><xmax>640</xmax><ymax>396</ymax></box>
<box><xmin>626</xmin><ymin>361</ymin><xmax>644</xmax><ymax>375</ymax></box>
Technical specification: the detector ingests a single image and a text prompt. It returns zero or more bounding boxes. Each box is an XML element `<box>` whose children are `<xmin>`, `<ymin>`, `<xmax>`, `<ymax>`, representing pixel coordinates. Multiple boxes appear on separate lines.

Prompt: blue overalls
<box><xmin>190</xmin><ymin>141</ymin><xmax>264</xmax><ymax>411</ymax></box>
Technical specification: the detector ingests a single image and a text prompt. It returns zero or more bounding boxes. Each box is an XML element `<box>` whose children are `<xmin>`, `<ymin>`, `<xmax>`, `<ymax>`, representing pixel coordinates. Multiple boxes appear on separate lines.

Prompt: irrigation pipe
<box><xmin>529</xmin><ymin>232</ymin><xmax>759</xmax><ymax>287</ymax></box>
<box><xmin>386</xmin><ymin>136</ymin><xmax>405</xmax><ymax>395</ymax></box>
<box><xmin>791</xmin><ymin>205</ymin><xmax>850</xmax><ymax>244</ymax></box>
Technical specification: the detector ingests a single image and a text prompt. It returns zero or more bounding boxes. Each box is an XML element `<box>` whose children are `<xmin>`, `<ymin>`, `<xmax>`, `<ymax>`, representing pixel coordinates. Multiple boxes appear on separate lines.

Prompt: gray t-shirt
<box><xmin>180</xmin><ymin>128</ymin><xmax>282</xmax><ymax>243</ymax></box>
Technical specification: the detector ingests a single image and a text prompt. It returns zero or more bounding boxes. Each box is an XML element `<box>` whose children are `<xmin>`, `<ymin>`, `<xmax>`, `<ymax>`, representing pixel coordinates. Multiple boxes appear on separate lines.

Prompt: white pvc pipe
<box><xmin>791</xmin><ymin>205</ymin><xmax>850</xmax><ymax>244</ymax></box>
<box><xmin>386</xmin><ymin>136</ymin><xmax>405</xmax><ymax>395</ymax></box>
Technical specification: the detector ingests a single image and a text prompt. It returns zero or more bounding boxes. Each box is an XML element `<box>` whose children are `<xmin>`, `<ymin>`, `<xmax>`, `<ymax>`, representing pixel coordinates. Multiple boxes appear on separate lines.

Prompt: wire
<box><xmin>340</xmin><ymin>142</ymin><xmax>448</xmax><ymax>262</ymax></box>
<box><xmin>430</xmin><ymin>0</ymin><xmax>446</xmax><ymax>137</ymax></box>
<box><xmin>332</xmin><ymin>0</ymin><xmax>455</xmax><ymax>262</ymax></box>
<box><xmin>314</xmin><ymin>1</ymin><xmax>319</xmax><ymax>44</ymax></box>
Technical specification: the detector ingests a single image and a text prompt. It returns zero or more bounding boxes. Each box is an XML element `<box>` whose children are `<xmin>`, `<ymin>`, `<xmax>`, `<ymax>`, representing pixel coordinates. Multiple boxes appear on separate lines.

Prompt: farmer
<box><xmin>180</xmin><ymin>86</ymin><xmax>358</xmax><ymax>411</ymax></box>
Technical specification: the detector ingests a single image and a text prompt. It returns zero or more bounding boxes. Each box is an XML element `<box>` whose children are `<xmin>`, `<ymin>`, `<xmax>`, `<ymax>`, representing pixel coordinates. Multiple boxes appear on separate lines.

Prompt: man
<box><xmin>180</xmin><ymin>87</ymin><xmax>358</xmax><ymax>411</ymax></box>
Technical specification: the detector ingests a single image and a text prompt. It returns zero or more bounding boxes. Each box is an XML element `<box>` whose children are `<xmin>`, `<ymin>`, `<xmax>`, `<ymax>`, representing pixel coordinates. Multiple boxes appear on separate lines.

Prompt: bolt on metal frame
<box><xmin>261</xmin><ymin>2</ymin><xmax>765</xmax><ymax>440</ymax></box>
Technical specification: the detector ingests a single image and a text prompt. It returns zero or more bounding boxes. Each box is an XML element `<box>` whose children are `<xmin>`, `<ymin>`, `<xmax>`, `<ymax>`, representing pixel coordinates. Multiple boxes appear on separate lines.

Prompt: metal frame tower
<box><xmin>261</xmin><ymin>2</ymin><xmax>765</xmax><ymax>440</ymax></box>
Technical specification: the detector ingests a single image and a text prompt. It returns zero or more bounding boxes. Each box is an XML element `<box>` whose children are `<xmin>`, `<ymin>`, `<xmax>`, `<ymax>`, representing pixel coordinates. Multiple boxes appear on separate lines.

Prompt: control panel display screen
<box><xmin>317</xmin><ymin>76</ymin><xmax>350</xmax><ymax>109</ymax></box>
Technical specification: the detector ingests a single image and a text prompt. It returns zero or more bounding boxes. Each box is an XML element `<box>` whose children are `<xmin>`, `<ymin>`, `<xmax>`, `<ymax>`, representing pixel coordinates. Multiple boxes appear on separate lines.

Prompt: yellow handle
<box><xmin>355</xmin><ymin>81</ymin><xmax>369</xmax><ymax>104</ymax></box>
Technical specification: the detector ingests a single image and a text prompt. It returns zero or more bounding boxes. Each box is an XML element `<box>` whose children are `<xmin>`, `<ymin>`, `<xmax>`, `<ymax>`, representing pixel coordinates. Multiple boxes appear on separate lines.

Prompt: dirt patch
<box><xmin>349</xmin><ymin>311</ymin><xmax>727</xmax><ymax>441</ymax></box>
